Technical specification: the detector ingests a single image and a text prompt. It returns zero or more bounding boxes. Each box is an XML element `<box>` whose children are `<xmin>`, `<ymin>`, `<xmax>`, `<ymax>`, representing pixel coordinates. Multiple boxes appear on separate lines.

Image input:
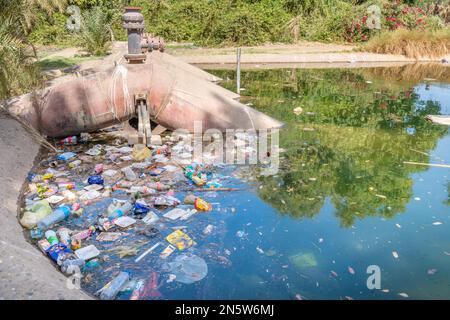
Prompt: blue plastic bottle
<box><xmin>37</xmin><ymin>205</ymin><xmax>71</xmax><ymax>230</ymax></box>
<box><xmin>107</xmin><ymin>202</ymin><xmax>132</xmax><ymax>221</ymax></box>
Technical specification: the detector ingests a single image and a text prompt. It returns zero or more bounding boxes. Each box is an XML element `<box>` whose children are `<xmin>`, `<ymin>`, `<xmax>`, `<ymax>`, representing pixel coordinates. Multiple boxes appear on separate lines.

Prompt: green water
<box><xmin>27</xmin><ymin>64</ymin><xmax>450</xmax><ymax>300</ymax></box>
<box><xmin>201</xmin><ymin>64</ymin><xmax>450</xmax><ymax>299</ymax></box>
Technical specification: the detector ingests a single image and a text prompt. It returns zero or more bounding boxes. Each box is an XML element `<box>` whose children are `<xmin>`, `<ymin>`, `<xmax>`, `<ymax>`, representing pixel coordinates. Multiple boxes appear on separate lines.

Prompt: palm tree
<box><xmin>0</xmin><ymin>0</ymin><xmax>66</xmax><ymax>99</ymax></box>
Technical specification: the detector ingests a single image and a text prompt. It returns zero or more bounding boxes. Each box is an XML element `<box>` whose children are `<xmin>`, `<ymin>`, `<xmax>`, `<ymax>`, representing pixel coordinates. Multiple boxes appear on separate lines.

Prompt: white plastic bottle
<box><xmin>37</xmin><ymin>206</ymin><xmax>71</xmax><ymax>230</ymax></box>
<box><xmin>99</xmin><ymin>271</ymin><xmax>130</xmax><ymax>300</ymax></box>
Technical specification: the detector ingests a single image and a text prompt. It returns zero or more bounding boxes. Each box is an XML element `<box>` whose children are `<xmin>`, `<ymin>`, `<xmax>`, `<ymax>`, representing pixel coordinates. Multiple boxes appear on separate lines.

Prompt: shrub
<box><xmin>79</xmin><ymin>6</ymin><xmax>112</xmax><ymax>55</ymax></box>
<box><xmin>28</xmin><ymin>12</ymin><xmax>77</xmax><ymax>46</ymax></box>
<box><xmin>290</xmin><ymin>1</ymin><xmax>358</xmax><ymax>43</ymax></box>
<box><xmin>363</xmin><ymin>27</ymin><xmax>450</xmax><ymax>58</ymax></box>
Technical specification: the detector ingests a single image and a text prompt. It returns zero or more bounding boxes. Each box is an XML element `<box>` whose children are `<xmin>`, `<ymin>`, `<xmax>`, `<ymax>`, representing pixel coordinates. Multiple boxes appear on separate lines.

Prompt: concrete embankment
<box><xmin>0</xmin><ymin>111</ymin><xmax>90</xmax><ymax>300</ymax></box>
<box><xmin>177</xmin><ymin>52</ymin><xmax>450</xmax><ymax>69</ymax></box>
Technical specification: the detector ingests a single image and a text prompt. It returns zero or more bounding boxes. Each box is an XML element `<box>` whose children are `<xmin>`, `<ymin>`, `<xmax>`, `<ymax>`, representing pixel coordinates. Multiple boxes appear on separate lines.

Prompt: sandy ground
<box><xmin>39</xmin><ymin>41</ymin><xmax>449</xmax><ymax>74</ymax></box>
<box><xmin>167</xmin><ymin>41</ymin><xmax>356</xmax><ymax>56</ymax></box>
<box><xmin>168</xmin><ymin>42</ymin><xmax>448</xmax><ymax>65</ymax></box>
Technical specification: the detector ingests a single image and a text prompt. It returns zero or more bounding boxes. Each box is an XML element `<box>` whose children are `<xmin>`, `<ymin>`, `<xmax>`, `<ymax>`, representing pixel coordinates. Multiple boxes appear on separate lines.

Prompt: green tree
<box><xmin>0</xmin><ymin>0</ymin><xmax>66</xmax><ymax>99</ymax></box>
<box><xmin>79</xmin><ymin>6</ymin><xmax>114</xmax><ymax>55</ymax></box>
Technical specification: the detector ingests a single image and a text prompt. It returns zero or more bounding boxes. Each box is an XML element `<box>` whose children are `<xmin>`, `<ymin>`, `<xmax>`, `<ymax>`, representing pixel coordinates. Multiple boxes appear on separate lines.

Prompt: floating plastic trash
<box><xmin>57</xmin><ymin>152</ymin><xmax>76</xmax><ymax>161</ymax></box>
<box><xmin>164</xmin><ymin>253</ymin><xmax>208</xmax><ymax>284</ymax></box>
<box><xmin>88</xmin><ymin>175</ymin><xmax>104</xmax><ymax>185</ymax></box>
<box><xmin>289</xmin><ymin>252</ymin><xmax>318</xmax><ymax>268</ymax></box>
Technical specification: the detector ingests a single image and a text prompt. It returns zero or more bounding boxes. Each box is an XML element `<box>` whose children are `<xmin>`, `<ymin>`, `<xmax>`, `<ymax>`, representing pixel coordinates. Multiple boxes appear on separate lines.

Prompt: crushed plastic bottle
<box><xmin>121</xmin><ymin>167</ymin><xmax>137</xmax><ymax>181</ymax></box>
<box><xmin>37</xmin><ymin>205</ymin><xmax>71</xmax><ymax>230</ymax></box>
<box><xmin>98</xmin><ymin>271</ymin><xmax>130</xmax><ymax>300</ymax></box>
<box><xmin>56</xmin><ymin>152</ymin><xmax>77</xmax><ymax>161</ymax></box>
<box><xmin>108</xmin><ymin>202</ymin><xmax>133</xmax><ymax>221</ymax></box>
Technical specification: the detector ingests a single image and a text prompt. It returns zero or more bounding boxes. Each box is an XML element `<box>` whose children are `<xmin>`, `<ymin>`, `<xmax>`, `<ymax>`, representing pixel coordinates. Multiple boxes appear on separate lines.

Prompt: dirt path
<box><xmin>167</xmin><ymin>42</ymin><xmax>449</xmax><ymax>66</ymax></box>
<box><xmin>167</xmin><ymin>41</ymin><xmax>356</xmax><ymax>56</ymax></box>
<box><xmin>39</xmin><ymin>41</ymin><xmax>448</xmax><ymax>75</ymax></box>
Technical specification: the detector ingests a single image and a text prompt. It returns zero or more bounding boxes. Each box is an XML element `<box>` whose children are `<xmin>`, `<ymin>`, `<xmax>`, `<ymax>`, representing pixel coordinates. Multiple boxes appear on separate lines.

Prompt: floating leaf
<box><xmin>289</xmin><ymin>252</ymin><xmax>318</xmax><ymax>268</ymax></box>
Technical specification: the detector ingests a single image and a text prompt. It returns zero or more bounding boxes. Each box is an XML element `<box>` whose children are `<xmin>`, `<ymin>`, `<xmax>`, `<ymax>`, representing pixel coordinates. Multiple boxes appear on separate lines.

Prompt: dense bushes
<box><xmin>26</xmin><ymin>0</ymin><xmax>448</xmax><ymax>47</ymax></box>
<box><xmin>0</xmin><ymin>0</ymin><xmax>66</xmax><ymax>100</ymax></box>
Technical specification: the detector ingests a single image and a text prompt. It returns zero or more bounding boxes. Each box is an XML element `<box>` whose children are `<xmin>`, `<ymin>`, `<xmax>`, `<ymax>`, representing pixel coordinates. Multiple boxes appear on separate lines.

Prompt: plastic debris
<box><xmin>132</xmin><ymin>144</ymin><xmax>152</xmax><ymax>161</ymax></box>
<box><xmin>75</xmin><ymin>245</ymin><xmax>100</xmax><ymax>261</ymax></box>
<box><xmin>20</xmin><ymin>200</ymin><xmax>52</xmax><ymax>229</ymax></box>
<box><xmin>57</xmin><ymin>152</ymin><xmax>77</xmax><ymax>161</ymax></box>
<box><xmin>114</xmin><ymin>216</ymin><xmax>136</xmax><ymax>228</ymax></box>
<box><xmin>98</xmin><ymin>272</ymin><xmax>130</xmax><ymax>300</ymax></box>
<box><xmin>163</xmin><ymin>253</ymin><xmax>208</xmax><ymax>284</ymax></box>
<box><xmin>165</xmin><ymin>229</ymin><xmax>196</xmax><ymax>250</ymax></box>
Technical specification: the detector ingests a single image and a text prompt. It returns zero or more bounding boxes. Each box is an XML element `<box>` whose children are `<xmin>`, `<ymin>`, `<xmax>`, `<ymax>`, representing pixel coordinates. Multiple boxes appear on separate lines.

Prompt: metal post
<box><xmin>236</xmin><ymin>47</ymin><xmax>241</xmax><ymax>94</ymax></box>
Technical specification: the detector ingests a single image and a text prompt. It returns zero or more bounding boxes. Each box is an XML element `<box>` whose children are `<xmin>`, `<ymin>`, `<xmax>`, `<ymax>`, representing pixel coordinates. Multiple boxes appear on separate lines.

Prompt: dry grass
<box><xmin>360</xmin><ymin>63</ymin><xmax>450</xmax><ymax>83</ymax></box>
<box><xmin>362</xmin><ymin>28</ymin><xmax>450</xmax><ymax>59</ymax></box>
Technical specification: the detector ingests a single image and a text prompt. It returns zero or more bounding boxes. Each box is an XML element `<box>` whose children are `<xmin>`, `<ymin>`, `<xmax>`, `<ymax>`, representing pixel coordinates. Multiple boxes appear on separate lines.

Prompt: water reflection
<box><xmin>211</xmin><ymin>64</ymin><xmax>449</xmax><ymax>227</ymax></box>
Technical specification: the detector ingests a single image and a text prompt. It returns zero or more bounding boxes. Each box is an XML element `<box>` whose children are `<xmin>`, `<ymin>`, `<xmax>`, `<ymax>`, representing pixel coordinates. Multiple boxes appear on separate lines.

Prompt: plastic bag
<box><xmin>164</xmin><ymin>253</ymin><xmax>208</xmax><ymax>284</ymax></box>
<box><xmin>132</xmin><ymin>144</ymin><xmax>151</xmax><ymax>161</ymax></box>
<box><xmin>20</xmin><ymin>200</ymin><xmax>52</xmax><ymax>229</ymax></box>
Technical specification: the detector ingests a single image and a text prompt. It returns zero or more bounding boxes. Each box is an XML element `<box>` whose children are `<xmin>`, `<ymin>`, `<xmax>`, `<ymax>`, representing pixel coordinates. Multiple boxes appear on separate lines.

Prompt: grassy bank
<box><xmin>363</xmin><ymin>28</ymin><xmax>450</xmax><ymax>58</ymax></box>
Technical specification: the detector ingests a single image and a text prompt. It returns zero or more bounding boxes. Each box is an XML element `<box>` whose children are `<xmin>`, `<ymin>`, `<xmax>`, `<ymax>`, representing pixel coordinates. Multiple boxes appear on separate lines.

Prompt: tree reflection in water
<box><xmin>212</xmin><ymin>65</ymin><xmax>449</xmax><ymax>227</ymax></box>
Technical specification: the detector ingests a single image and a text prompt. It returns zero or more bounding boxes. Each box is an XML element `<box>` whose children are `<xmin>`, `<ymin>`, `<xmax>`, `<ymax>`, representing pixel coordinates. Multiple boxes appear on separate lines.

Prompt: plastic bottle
<box><xmin>56</xmin><ymin>152</ymin><xmax>76</xmax><ymax>161</ymax></box>
<box><xmin>108</xmin><ymin>202</ymin><xmax>133</xmax><ymax>221</ymax></box>
<box><xmin>71</xmin><ymin>226</ymin><xmax>96</xmax><ymax>242</ymax></box>
<box><xmin>69</xmin><ymin>160</ymin><xmax>81</xmax><ymax>168</ymax></box>
<box><xmin>184</xmin><ymin>194</ymin><xmax>212</xmax><ymax>211</ymax></box>
<box><xmin>57</xmin><ymin>227</ymin><xmax>71</xmax><ymax>246</ymax></box>
<box><xmin>94</xmin><ymin>163</ymin><xmax>104</xmax><ymax>174</ymax></box>
<box><xmin>60</xmin><ymin>258</ymin><xmax>85</xmax><ymax>275</ymax></box>
<box><xmin>148</xmin><ymin>182</ymin><xmax>170</xmax><ymax>191</ymax></box>
<box><xmin>58</xmin><ymin>136</ymin><xmax>77</xmax><ymax>146</ymax></box>
<box><xmin>128</xmin><ymin>186</ymin><xmax>155</xmax><ymax>195</ymax></box>
<box><xmin>121</xmin><ymin>167</ymin><xmax>137</xmax><ymax>181</ymax></box>
<box><xmin>45</xmin><ymin>230</ymin><xmax>59</xmax><ymax>245</ymax></box>
<box><xmin>99</xmin><ymin>271</ymin><xmax>130</xmax><ymax>300</ymax></box>
<box><xmin>37</xmin><ymin>205</ymin><xmax>71</xmax><ymax>230</ymax></box>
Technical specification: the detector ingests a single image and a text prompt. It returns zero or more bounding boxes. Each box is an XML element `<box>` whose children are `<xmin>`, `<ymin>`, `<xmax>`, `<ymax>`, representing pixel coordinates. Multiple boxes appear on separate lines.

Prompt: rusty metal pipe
<box><xmin>5</xmin><ymin>57</ymin><xmax>283</xmax><ymax>138</ymax></box>
<box><xmin>123</xmin><ymin>6</ymin><xmax>146</xmax><ymax>63</ymax></box>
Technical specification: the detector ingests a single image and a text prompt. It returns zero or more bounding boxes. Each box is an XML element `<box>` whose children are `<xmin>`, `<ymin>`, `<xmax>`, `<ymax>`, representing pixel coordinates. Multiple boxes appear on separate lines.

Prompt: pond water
<box><xmin>24</xmin><ymin>64</ymin><xmax>450</xmax><ymax>300</ymax></box>
<box><xmin>198</xmin><ymin>64</ymin><xmax>450</xmax><ymax>300</ymax></box>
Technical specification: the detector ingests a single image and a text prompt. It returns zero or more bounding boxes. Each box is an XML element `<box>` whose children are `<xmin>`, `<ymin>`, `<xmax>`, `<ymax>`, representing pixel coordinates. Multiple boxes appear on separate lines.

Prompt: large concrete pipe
<box><xmin>4</xmin><ymin>58</ymin><xmax>283</xmax><ymax>137</ymax></box>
